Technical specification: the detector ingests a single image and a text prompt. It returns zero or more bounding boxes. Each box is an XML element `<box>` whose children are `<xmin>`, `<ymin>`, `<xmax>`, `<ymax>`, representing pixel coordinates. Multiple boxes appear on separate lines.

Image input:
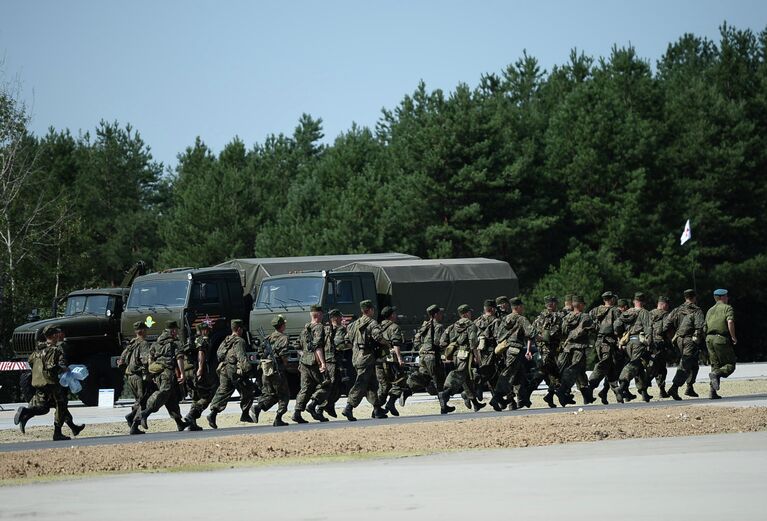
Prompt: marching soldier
<box><xmin>555</xmin><ymin>295</ymin><xmax>595</xmax><ymax>406</ymax></box>
<box><xmin>251</xmin><ymin>315</ymin><xmax>291</xmax><ymax>426</ymax></box>
<box><xmin>588</xmin><ymin>292</ymin><xmax>623</xmax><ymax>404</ymax></box>
<box><xmin>378</xmin><ymin>306</ymin><xmax>407</xmax><ymax>416</ymax></box>
<box><xmin>706</xmin><ymin>289</ymin><xmax>738</xmax><ymax>399</ymax></box>
<box><xmin>475</xmin><ymin>299</ymin><xmax>500</xmax><ymax>401</ymax></box>
<box><xmin>118</xmin><ymin>321</ymin><xmax>151</xmax><ymax>434</ymax></box>
<box><xmin>181</xmin><ymin>321</ymin><xmax>216</xmax><ymax>431</ymax></box>
<box><xmin>648</xmin><ymin>296</ymin><xmax>672</xmax><ymax>397</ymax></box>
<box><xmin>665</xmin><ymin>289</ymin><xmax>705</xmax><ymax>400</ymax></box>
<box><xmin>439</xmin><ymin>304</ymin><xmax>484</xmax><ymax>413</ymax></box>
<box><xmin>319</xmin><ymin>309</ymin><xmax>350</xmax><ymax>418</ymax></box>
<box><xmin>294</xmin><ymin>305</ymin><xmax>329</xmax><ymax>423</ymax></box>
<box><xmin>495</xmin><ymin>296</ymin><xmax>511</xmax><ymax>317</ymax></box>
<box><xmin>343</xmin><ymin>300</ymin><xmax>391</xmax><ymax>421</ymax></box>
<box><xmin>206</xmin><ymin>319</ymin><xmax>255</xmax><ymax>428</ymax></box>
<box><xmin>616</xmin><ymin>293</ymin><xmax>654</xmax><ymax>402</ymax></box>
<box><xmin>530</xmin><ymin>296</ymin><xmax>564</xmax><ymax>408</ymax></box>
<box><xmin>134</xmin><ymin>320</ymin><xmax>188</xmax><ymax>432</ymax></box>
<box><xmin>405</xmin><ymin>305</ymin><xmax>446</xmax><ymax>408</ymax></box>
<box><xmin>489</xmin><ymin>297</ymin><xmax>534</xmax><ymax>411</ymax></box>
<box><xmin>14</xmin><ymin>325</ymin><xmax>84</xmax><ymax>440</ymax></box>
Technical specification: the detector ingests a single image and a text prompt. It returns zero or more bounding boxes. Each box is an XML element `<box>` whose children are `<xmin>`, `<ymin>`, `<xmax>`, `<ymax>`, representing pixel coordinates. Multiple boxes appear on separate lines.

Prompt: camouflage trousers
<box><xmin>707</xmin><ymin>334</ymin><xmax>736</xmax><ymax>378</ymax></box>
<box><xmin>619</xmin><ymin>339</ymin><xmax>649</xmax><ymax>391</ymax></box>
<box><xmin>209</xmin><ymin>366</ymin><xmax>255</xmax><ymax>414</ymax></box>
<box><xmin>529</xmin><ymin>344</ymin><xmax>560</xmax><ymax>393</ymax></box>
<box><xmin>406</xmin><ymin>353</ymin><xmax>445</xmax><ymax>394</ymax></box>
<box><xmin>671</xmin><ymin>337</ymin><xmax>700</xmax><ymax>387</ymax></box>
<box><xmin>295</xmin><ymin>363</ymin><xmax>329</xmax><ymax>411</ymax></box>
<box><xmin>557</xmin><ymin>346</ymin><xmax>587</xmax><ymax>393</ymax></box>
<box><xmin>645</xmin><ymin>341</ymin><xmax>670</xmax><ymax>388</ymax></box>
<box><xmin>589</xmin><ymin>338</ymin><xmax>620</xmax><ymax>387</ymax></box>
<box><xmin>376</xmin><ymin>360</ymin><xmax>408</xmax><ymax>402</ymax></box>
<box><xmin>257</xmin><ymin>369</ymin><xmax>290</xmax><ymax>415</ymax></box>
<box><xmin>185</xmin><ymin>367</ymin><xmax>217</xmax><ymax>418</ymax></box>
<box><xmin>144</xmin><ymin>369</ymin><xmax>183</xmax><ymax>420</ymax></box>
<box><xmin>443</xmin><ymin>358</ymin><xmax>476</xmax><ymax>400</ymax></box>
<box><xmin>29</xmin><ymin>384</ymin><xmax>71</xmax><ymax>426</ymax></box>
<box><xmin>494</xmin><ymin>346</ymin><xmax>528</xmax><ymax>399</ymax></box>
<box><xmin>318</xmin><ymin>361</ymin><xmax>342</xmax><ymax>410</ymax></box>
<box><xmin>347</xmin><ymin>363</ymin><xmax>379</xmax><ymax>408</ymax></box>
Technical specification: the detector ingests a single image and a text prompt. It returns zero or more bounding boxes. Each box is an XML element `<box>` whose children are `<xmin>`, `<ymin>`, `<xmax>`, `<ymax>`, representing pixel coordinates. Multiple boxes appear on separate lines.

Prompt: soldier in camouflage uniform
<box><xmin>489</xmin><ymin>298</ymin><xmax>534</xmax><ymax>411</ymax></box>
<box><xmin>135</xmin><ymin>321</ymin><xmax>189</xmax><ymax>432</ymax></box>
<box><xmin>181</xmin><ymin>321</ymin><xmax>217</xmax><ymax>431</ymax></box>
<box><xmin>555</xmin><ymin>295</ymin><xmax>595</xmax><ymax>407</ymax></box>
<box><xmin>118</xmin><ymin>321</ymin><xmax>151</xmax><ymax>434</ymax></box>
<box><xmin>587</xmin><ymin>292</ymin><xmax>624</xmax><ymax>404</ymax></box>
<box><xmin>206</xmin><ymin>319</ymin><xmax>255</xmax><ymax>428</ymax></box>
<box><xmin>616</xmin><ymin>293</ymin><xmax>654</xmax><ymax>402</ymax></box>
<box><xmin>439</xmin><ymin>304</ymin><xmax>485</xmax><ymax>413</ymax></box>
<box><xmin>294</xmin><ymin>305</ymin><xmax>329</xmax><ymax>423</ymax></box>
<box><xmin>474</xmin><ymin>299</ymin><xmax>500</xmax><ymax>401</ymax></box>
<box><xmin>706</xmin><ymin>289</ymin><xmax>737</xmax><ymax>399</ymax></box>
<box><xmin>665</xmin><ymin>289</ymin><xmax>706</xmax><ymax>400</ymax></box>
<box><xmin>530</xmin><ymin>296</ymin><xmax>564</xmax><ymax>408</ymax></box>
<box><xmin>405</xmin><ymin>305</ymin><xmax>446</xmax><ymax>406</ymax></box>
<box><xmin>377</xmin><ymin>306</ymin><xmax>407</xmax><ymax>416</ymax></box>
<box><xmin>343</xmin><ymin>300</ymin><xmax>391</xmax><ymax>421</ymax></box>
<box><xmin>251</xmin><ymin>315</ymin><xmax>291</xmax><ymax>426</ymax></box>
<box><xmin>319</xmin><ymin>309</ymin><xmax>350</xmax><ymax>418</ymax></box>
<box><xmin>648</xmin><ymin>296</ymin><xmax>672</xmax><ymax>398</ymax></box>
<box><xmin>495</xmin><ymin>296</ymin><xmax>511</xmax><ymax>317</ymax></box>
<box><xmin>14</xmin><ymin>325</ymin><xmax>84</xmax><ymax>440</ymax></box>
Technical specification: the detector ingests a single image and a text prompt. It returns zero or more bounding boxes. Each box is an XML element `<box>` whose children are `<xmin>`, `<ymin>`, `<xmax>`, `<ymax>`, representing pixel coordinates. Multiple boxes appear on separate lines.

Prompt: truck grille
<box><xmin>12</xmin><ymin>331</ymin><xmax>39</xmax><ymax>356</ymax></box>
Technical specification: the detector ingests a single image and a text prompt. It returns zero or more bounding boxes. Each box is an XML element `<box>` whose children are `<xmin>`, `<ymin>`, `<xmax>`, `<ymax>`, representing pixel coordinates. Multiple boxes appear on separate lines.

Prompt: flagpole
<box><xmin>691</xmin><ymin>242</ymin><xmax>698</xmax><ymax>295</ymax></box>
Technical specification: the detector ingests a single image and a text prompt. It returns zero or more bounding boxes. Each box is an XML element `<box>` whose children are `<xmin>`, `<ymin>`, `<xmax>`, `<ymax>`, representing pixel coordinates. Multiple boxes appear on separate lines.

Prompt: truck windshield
<box><xmin>65</xmin><ymin>295</ymin><xmax>114</xmax><ymax>316</ymax></box>
<box><xmin>127</xmin><ymin>280</ymin><xmax>189</xmax><ymax>308</ymax></box>
<box><xmin>256</xmin><ymin>277</ymin><xmax>323</xmax><ymax>309</ymax></box>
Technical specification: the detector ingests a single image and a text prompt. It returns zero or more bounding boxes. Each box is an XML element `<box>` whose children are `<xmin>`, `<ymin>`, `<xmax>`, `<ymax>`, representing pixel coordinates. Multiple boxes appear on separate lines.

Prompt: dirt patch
<box><xmin>2</xmin><ymin>405</ymin><xmax>766</xmax><ymax>483</ymax></box>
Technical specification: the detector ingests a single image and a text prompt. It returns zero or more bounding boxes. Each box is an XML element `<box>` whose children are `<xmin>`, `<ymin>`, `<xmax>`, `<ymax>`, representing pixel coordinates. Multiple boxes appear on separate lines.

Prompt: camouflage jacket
<box><xmin>667</xmin><ymin>303</ymin><xmax>705</xmax><ymax>340</ymax></box>
<box><xmin>347</xmin><ymin>315</ymin><xmax>389</xmax><ymax>368</ymax></box>
<box><xmin>414</xmin><ymin>319</ymin><xmax>445</xmax><ymax>355</ymax></box>
<box><xmin>149</xmin><ymin>330</ymin><xmax>183</xmax><ymax>370</ymax></box>
<box><xmin>299</xmin><ymin>322</ymin><xmax>325</xmax><ymax>367</ymax></box>
<box><xmin>649</xmin><ymin>308</ymin><xmax>670</xmax><ymax>343</ymax></box>
<box><xmin>589</xmin><ymin>304</ymin><xmax>621</xmax><ymax>341</ymax></box>
<box><xmin>532</xmin><ymin>309</ymin><xmax>563</xmax><ymax>346</ymax></box>
<box><xmin>379</xmin><ymin>320</ymin><xmax>403</xmax><ymax>362</ymax></box>
<box><xmin>617</xmin><ymin>307</ymin><xmax>653</xmax><ymax>339</ymax></box>
<box><xmin>440</xmin><ymin>317</ymin><xmax>479</xmax><ymax>354</ymax></box>
<box><xmin>495</xmin><ymin>312</ymin><xmax>534</xmax><ymax>347</ymax></box>
<box><xmin>561</xmin><ymin>311</ymin><xmax>594</xmax><ymax>349</ymax></box>
<box><xmin>323</xmin><ymin>322</ymin><xmax>349</xmax><ymax>364</ymax></box>
<box><xmin>119</xmin><ymin>336</ymin><xmax>150</xmax><ymax>376</ymax></box>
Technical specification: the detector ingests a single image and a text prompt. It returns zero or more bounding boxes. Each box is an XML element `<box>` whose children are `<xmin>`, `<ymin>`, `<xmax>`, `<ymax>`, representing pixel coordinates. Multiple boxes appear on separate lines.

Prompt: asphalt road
<box><xmin>2</xmin><ymin>392</ymin><xmax>765</xmax><ymax>453</ymax></box>
<box><xmin>1</xmin><ymin>431</ymin><xmax>764</xmax><ymax>520</ymax></box>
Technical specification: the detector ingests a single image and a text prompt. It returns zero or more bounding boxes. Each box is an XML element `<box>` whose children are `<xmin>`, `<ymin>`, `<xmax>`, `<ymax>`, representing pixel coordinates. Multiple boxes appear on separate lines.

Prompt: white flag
<box><xmin>680</xmin><ymin>219</ymin><xmax>692</xmax><ymax>245</ymax></box>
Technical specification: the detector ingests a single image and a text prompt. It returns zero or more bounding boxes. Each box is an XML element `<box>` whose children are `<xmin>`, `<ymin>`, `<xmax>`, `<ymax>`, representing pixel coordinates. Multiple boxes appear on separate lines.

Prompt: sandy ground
<box><xmin>2</xmin><ymin>378</ymin><xmax>765</xmax><ymax>444</ymax></box>
<box><xmin>2</xmin><ymin>403</ymin><xmax>766</xmax><ymax>483</ymax></box>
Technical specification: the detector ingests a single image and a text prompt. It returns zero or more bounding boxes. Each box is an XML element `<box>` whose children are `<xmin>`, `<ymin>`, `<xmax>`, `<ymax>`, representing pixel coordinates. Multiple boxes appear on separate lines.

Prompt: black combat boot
<box><xmin>471</xmin><ymin>398</ymin><xmax>486</xmax><ymax>412</ymax></box>
<box><xmin>461</xmin><ymin>392</ymin><xmax>472</xmax><ymax>410</ymax></box>
<box><xmin>66</xmin><ymin>419</ymin><xmax>85</xmax><ymax>436</ymax></box>
<box><xmin>139</xmin><ymin>409</ymin><xmax>151</xmax><ymax>430</ymax></box>
<box><xmin>684</xmin><ymin>385</ymin><xmax>699</xmax><ymax>397</ymax></box>
<box><xmin>373</xmin><ymin>406</ymin><xmax>389</xmax><ymax>419</ymax></box>
<box><xmin>581</xmin><ymin>386</ymin><xmax>596</xmax><ymax>405</ymax></box>
<box><xmin>14</xmin><ymin>407</ymin><xmax>34</xmax><ymax>434</ymax></box>
<box><xmin>507</xmin><ymin>398</ymin><xmax>518</xmax><ymax>411</ymax></box>
<box><xmin>52</xmin><ymin>424</ymin><xmax>71</xmax><ymax>441</ymax></box>
<box><xmin>640</xmin><ymin>388</ymin><xmax>653</xmax><ymax>402</ymax></box>
<box><xmin>566</xmin><ymin>393</ymin><xmax>577</xmax><ymax>405</ymax></box>
<box><xmin>125</xmin><ymin>409</ymin><xmax>137</xmax><ymax>426</ymax></box>
<box><xmin>186</xmin><ymin>416</ymin><xmax>203</xmax><ymax>431</ymax></box>
<box><xmin>273</xmin><ymin>412</ymin><xmax>288</xmax><ymax>427</ymax></box>
<box><xmin>292</xmin><ymin>410</ymin><xmax>309</xmax><ymax>424</ymax></box>
<box><xmin>324</xmin><ymin>404</ymin><xmax>338</xmax><ymax>418</ymax></box>
<box><xmin>250</xmin><ymin>403</ymin><xmax>262</xmax><ymax>423</ymax></box>
<box><xmin>658</xmin><ymin>383</ymin><xmax>669</xmax><ymax>398</ymax></box>
<box><xmin>130</xmin><ymin>419</ymin><xmax>145</xmax><ymax>435</ymax></box>
<box><xmin>385</xmin><ymin>395</ymin><xmax>400</xmax><ymax>416</ymax></box>
<box><xmin>709</xmin><ymin>372</ymin><xmax>721</xmax><ymax>392</ymax></box>
<box><xmin>597</xmin><ymin>385</ymin><xmax>609</xmax><ymax>405</ymax></box>
<box><xmin>489</xmin><ymin>393</ymin><xmax>507</xmax><ymax>412</ymax></box>
<box><xmin>667</xmin><ymin>384</ymin><xmax>682</xmax><ymax>401</ymax></box>
<box><xmin>555</xmin><ymin>388</ymin><xmax>570</xmax><ymax>408</ymax></box>
<box><xmin>709</xmin><ymin>389</ymin><xmax>722</xmax><ymax>400</ymax></box>
<box><xmin>307</xmin><ymin>401</ymin><xmax>328</xmax><ymax>422</ymax></box>
<box><xmin>618</xmin><ymin>382</ymin><xmax>634</xmax><ymax>402</ymax></box>
<box><xmin>398</xmin><ymin>389</ymin><xmax>413</xmax><ymax>407</ymax></box>
<box><xmin>543</xmin><ymin>389</ymin><xmax>557</xmax><ymax>408</ymax></box>
<box><xmin>438</xmin><ymin>391</ymin><xmax>455</xmax><ymax>414</ymax></box>
<box><xmin>239</xmin><ymin>409</ymin><xmax>254</xmax><ymax>423</ymax></box>
<box><xmin>171</xmin><ymin>414</ymin><xmax>189</xmax><ymax>431</ymax></box>
<box><xmin>342</xmin><ymin>404</ymin><xmax>357</xmax><ymax>422</ymax></box>
<box><xmin>206</xmin><ymin>411</ymin><xmax>218</xmax><ymax>429</ymax></box>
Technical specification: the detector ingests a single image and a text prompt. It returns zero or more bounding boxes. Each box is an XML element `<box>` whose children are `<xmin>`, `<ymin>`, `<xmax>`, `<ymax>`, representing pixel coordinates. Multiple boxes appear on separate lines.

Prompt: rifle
<box><xmin>255</xmin><ymin>326</ymin><xmax>281</xmax><ymax>371</ymax></box>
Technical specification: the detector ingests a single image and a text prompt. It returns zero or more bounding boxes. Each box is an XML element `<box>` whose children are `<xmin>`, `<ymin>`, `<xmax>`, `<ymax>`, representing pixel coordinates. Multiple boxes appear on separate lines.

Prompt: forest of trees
<box><xmin>1</xmin><ymin>24</ymin><xmax>766</xmax><ymax>361</ymax></box>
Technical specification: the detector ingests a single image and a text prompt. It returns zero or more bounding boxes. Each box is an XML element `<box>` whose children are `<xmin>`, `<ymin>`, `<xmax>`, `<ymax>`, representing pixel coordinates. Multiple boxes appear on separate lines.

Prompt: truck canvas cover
<box><xmin>333</xmin><ymin>258</ymin><xmax>518</xmax><ymax>324</ymax></box>
<box><xmin>216</xmin><ymin>253</ymin><xmax>419</xmax><ymax>297</ymax></box>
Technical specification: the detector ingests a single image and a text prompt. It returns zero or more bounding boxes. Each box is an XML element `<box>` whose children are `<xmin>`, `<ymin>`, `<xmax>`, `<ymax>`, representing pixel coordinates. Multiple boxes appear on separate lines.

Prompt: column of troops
<box><xmin>13</xmin><ymin>287</ymin><xmax>738</xmax><ymax>439</ymax></box>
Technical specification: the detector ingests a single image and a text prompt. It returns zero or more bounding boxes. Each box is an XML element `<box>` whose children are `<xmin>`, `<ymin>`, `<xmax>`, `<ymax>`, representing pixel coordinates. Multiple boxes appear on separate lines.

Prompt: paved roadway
<box><xmin>1</xmin><ymin>431</ymin><xmax>764</xmax><ymax>520</ymax></box>
<box><xmin>1</xmin><ymin>392</ymin><xmax>765</xmax><ymax>453</ymax></box>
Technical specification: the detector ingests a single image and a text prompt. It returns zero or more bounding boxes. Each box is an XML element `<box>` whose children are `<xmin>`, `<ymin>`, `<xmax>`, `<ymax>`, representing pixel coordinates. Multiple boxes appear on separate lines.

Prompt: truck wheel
<box><xmin>19</xmin><ymin>371</ymin><xmax>33</xmax><ymax>402</ymax></box>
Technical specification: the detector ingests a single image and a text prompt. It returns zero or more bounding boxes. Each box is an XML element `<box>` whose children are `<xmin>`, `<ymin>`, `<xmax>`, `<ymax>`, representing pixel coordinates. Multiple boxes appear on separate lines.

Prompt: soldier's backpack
<box><xmin>30</xmin><ymin>346</ymin><xmax>58</xmax><ymax>387</ymax></box>
<box><xmin>595</xmin><ymin>306</ymin><xmax>615</xmax><ymax>336</ymax></box>
<box><xmin>217</xmin><ymin>334</ymin><xmax>236</xmax><ymax>363</ymax></box>
<box><xmin>299</xmin><ymin>324</ymin><xmax>319</xmax><ymax>366</ymax></box>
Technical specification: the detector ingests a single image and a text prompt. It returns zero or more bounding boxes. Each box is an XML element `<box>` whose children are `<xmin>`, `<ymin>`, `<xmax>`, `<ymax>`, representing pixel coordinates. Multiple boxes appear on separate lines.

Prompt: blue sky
<box><xmin>1</xmin><ymin>1</ymin><xmax>765</xmax><ymax>168</ymax></box>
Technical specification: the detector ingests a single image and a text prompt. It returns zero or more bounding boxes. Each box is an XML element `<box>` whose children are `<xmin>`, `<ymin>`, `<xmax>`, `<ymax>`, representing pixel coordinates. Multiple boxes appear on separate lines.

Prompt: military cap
<box><xmin>360</xmin><ymin>300</ymin><xmax>374</xmax><ymax>311</ymax></box>
<box><xmin>196</xmin><ymin>321</ymin><xmax>211</xmax><ymax>332</ymax></box>
<box><xmin>483</xmin><ymin>299</ymin><xmax>496</xmax><ymax>308</ymax></box>
<box><xmin>571</xmin><ymin>295</ymin><xmax>585</xmax><ymax>304</ymax></box>
<box><xmin>166</xmin><ymin>320</ymin><xmax>179</xmax><ymax>329</ymax></box>
<box><xmin>495</xmin><ymin>296</ymin><xmax>510</xmax><ymax>305</ymax></box>
<box><xmin>617</xmin><ymin>298</ymin><xmax>630</xmax><ymax>307</ymax></box>
<box><xmin>328</xmin><ymin>308</ymin><xmax>342</xmax><ymax>318</ymax></box>
<box><xmin>657</xmin><ymin>295</ymin><xmax>670</xmax><ymax>303</ymax></box>
<box><xmin>310</xmin><ymin>304</ymin><xmax>323</xmax><ymax>312</ymax></box>
<box><xmin>564</xmin><ymin>294</ymin><xmax>573</xmax><ymax>302</ymax></box>
<box><xmin>601</xmin><ymin>291</ymin><xmax>615</xmax><ymax>299</ymax></box>
<box><xmin>683</xmin><ymin>289</ymin><xmax>696</xmax><ymax>298</ymax></box>
<box><xmin>633</xmin><ymin>292</ymin><xmax>646</xmax><ymax>301</ymax></box>
<box><xmin>427</xmin><ymin>304</ymin><xmax>442</xmax><ymax>315</ymax></box>
<box><xmin>230</xmin><ymin>319</ymin><xmax>244</xmax><ymax>329</ymax></box>
<box><xmin>544</xmin><ymin>295</ymin><xmax>558</xmax><ymax>303</ymax></box>
<box><xmin>457</xmin><ymin>304</ymin><xmax>472</xmax><ymax>314</ymax></box>
<box><xmin>713</xmin><ymin>288</ymin><xmax>728</xmax><ymax>296</ymax></box>
<box><xmin>380</xmin><ymin>306</ymin><xmax>396</xmax><ymax>319</ymax></box>
<box><xmin>42</xmin><ymin>324</ymin><xmax>61</xmax><ymax>337</ymax></box>
<box><xmin>134</xmin><ymin>321</ymin><xmax>148</xmax><ymax>330</ymax></box>
<box><xmin>271</xmin><ymin>315</ymin><xmax>286</xmax><ymax>328</ymax></box>
<box><xmin>510</xmin><ymin>297</ymin><xmax>523</xmax><ymax>307</ymax></box>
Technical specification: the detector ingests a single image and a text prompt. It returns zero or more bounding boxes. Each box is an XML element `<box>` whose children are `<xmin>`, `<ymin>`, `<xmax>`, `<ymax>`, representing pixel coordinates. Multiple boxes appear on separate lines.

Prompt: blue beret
<box><xmin>713</xmin><ymin>288</ymin><xmax>728</xmax><ymax>296</ymax></box>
